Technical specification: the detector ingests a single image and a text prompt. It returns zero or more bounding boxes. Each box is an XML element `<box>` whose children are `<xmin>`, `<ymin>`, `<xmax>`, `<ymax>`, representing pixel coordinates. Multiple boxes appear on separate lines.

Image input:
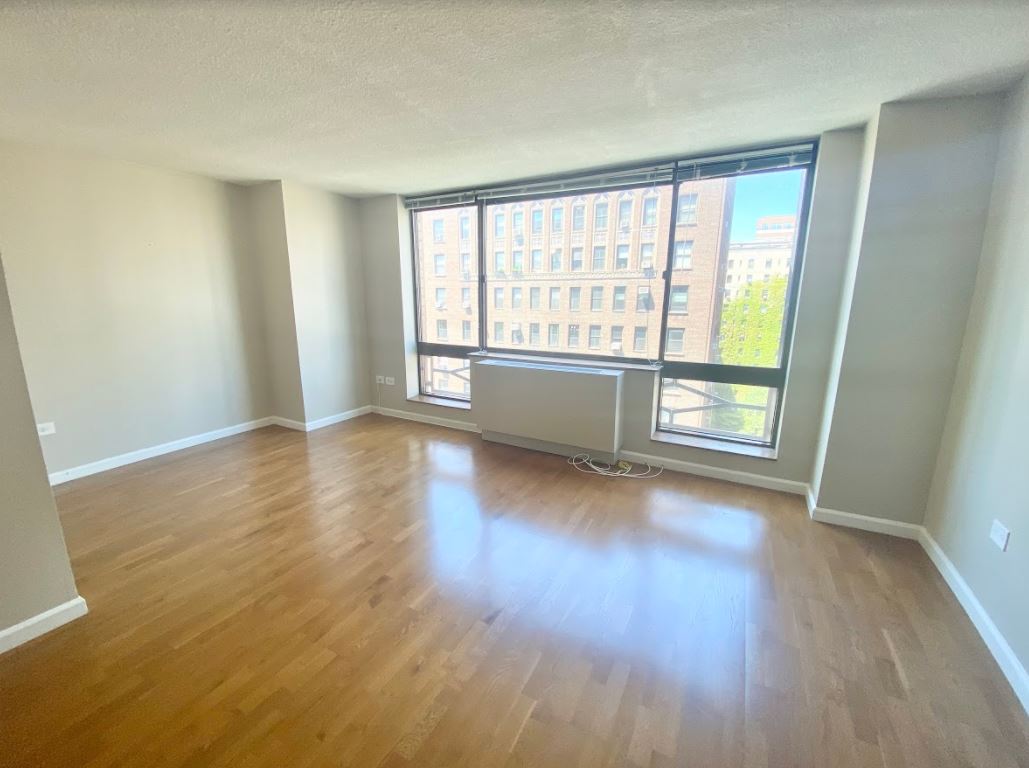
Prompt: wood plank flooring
<box><xmin>1</xmin><ymin>414</ymin><xmax>1027</xmax><ymax>767</ymax></box>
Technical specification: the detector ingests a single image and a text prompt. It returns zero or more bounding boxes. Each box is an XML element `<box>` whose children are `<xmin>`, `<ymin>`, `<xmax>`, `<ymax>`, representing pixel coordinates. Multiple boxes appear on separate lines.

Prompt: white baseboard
<box><xmin>371</xmin><ymin>406</ymin><xmax>480</xmax><ymax>433</ymax></box>
<box><xmin>808</xmin><ymin>504</ymin><xmax>924</xmax><ymax>540</ymax></box>
<box><xmin>0</xmin><ymin>596</ymin><xmax>88</xmax><ymax>655</ymax></box>
<box><xmin>303</xmin><ymin>406</ymin><xmax>373</xmax><ymax>432</ymax></box>
<box><xmin>620</xmin><ymin>450</ymin><xmax>809</xmax><ymax>496</ymax></box>
<box><xmin>49</xmin><ymin>417</ymin><xmax>275</xmax><ymax>485</ymax></box>
<box><xmin>269</xmin><ymin>416</ymin><xmax>307</xmax><ymax>431</ymax></box>
<box><xmin>919</xmin><ymin>529</ymin><xmax>1029</xmax><ymax>715</ymax></box>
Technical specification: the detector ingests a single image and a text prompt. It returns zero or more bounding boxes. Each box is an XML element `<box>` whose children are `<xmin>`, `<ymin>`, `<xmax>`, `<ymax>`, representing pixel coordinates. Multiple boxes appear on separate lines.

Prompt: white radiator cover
<box><xmin>472</xmin><ymin>358</ymin><xmax>624</xmax><ymax>461</ymax></box>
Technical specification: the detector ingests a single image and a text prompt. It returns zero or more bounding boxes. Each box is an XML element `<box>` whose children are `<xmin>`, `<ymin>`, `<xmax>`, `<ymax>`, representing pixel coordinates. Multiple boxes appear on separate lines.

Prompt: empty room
<box><xmin>2</xmin><ymin>2</ymin><xmax>1028</xmax><ymax>766</ymax></box>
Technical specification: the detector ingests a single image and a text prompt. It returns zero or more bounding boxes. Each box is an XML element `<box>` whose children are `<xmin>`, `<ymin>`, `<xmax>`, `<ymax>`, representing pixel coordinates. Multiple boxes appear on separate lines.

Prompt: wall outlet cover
<box><xmin>36</xmin><ymin>422</ymin><xmax>56</xmax><ymax>436</ymax></box>
<box><xmin>375</xmin><ymin>375</ymin><xmax>385</xmax><ymax>384</ymax></box>
<box><xmin>385</xmin><ymin>377</ymin><xmax>395</xmax><ymax>386</ymax></box>
<box><xmin>990</xmin><ymin>519</ymin><xmax>1010</xmax><ymax>552</ymax></box>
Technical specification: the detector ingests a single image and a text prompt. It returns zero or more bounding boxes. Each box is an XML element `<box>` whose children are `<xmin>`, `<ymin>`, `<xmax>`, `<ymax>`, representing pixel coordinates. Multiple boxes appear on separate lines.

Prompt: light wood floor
<box><xmin>1</xmin><ymin>415</ymin><xmax>1027</xmax><ymax>768</ymax></box>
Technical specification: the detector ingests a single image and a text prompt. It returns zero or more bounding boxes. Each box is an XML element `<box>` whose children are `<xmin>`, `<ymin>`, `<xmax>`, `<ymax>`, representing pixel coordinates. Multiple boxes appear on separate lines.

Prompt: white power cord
<box><xmin>567</xmin><ymin>453</ymin><xmax>663</xmax><ymax>479</ymax></box>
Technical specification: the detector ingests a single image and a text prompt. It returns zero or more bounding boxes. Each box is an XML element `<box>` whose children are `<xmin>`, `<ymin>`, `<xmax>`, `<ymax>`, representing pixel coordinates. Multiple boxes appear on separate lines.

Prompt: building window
<box><xmin>590</xmin><ymin>286</ymin><xmax>603</xmax><ymax>311</ymax></box>
<box><xmin>612</xmin><ymin>286</ymin><xmax>626</xmax><ymax>312</ymax></box>
<box><xmin>462</xmin><ymin>320</ymin><xmax>471</xmax><ymax>341</ymax></box>
<box><xmin>571</xmin><ymin>247</ymin><xmax>584</xmax><ymax>271</ymax></box>
<box><xmin>512</xmin><ymin>250</ymin><xmax>524</xmax><ymax>273</ymax></box>
<box><xmin>494</xmin><ymin>321</ymin><xmax>504</xmax><ymax>343</ymax></box>
<box><xmin>530</xmin><ymin>287</ymin><xmax>541</xmax><ymax>309</ymax></box>
<box><xmin>643</xmin><ymin>196</ymin><xmax>658</xmax><ymax>226</ymax></box>
<box><xmin>494</xmin><ymin>287</ymin><xmax>504</xmax><ymax>309</ymax></box>
<box><xmin>433</xmin><ymin>218</ymin><xmax>445</xmax><ymax>242</ymax></box>
<box><xmin>588</xmin><ymin>325</ymin><xmax>602</xmax><ymax>349</ymax></box>
<box><xmin>531</xmin><ymin>249</ymin><xmax>543</xmax><ymax>271</ymax></box>
<box><xmin>568</xmin><ymin>324</ymin><xmax>580</xmax><ymax>347</ymax></box>
<box><xmin>572</xmin><ymin>204</ymin><xmax>585</xmax><ymax>231</ymax></box>
<box><xmin>549</xmin><ymin>287</ymin><xmax>560</xmax><ymax>310</ymax></box>
<box><xmin>461</xmin><ymin>286</ymin><xmax>471</xmax><ymax>307</ymax></box>
<box><xmin>594</xmin><ymin>200</ymin><xmax>608</xmax><ymax>230</ymax></box>
<box><xmin>677</xmin><ymin>193</ymin><xmax>698</xmax><ymax>225</ymax></box>
<box><xmin>529</xmin><ymin>322</ymin><xmax>540</xmax><ymax>345</ymax></box>
<box><xmin>666</xmin><ymin>327</ymin><xmax>685</xmax><ymax>353</ymax></box>
<box><xmin>673</xmin><ymin>240</ymin><xmax>693</xmax><ymax>269</ymax></box>
<box><xmin>433</xmin><ymin>254</ymin><xmax>446</xmax><ymax>276</ymax></box>
<box><xmin>494</xmin><ymin>251</ymin><xmax>505</xmax><ymax>273</ymax></box>
<box><xmin>640</xmin><ymin>243</ymin><xmax>654</xmax><ymax>269</ymax></box>
<box><xmin>615</xmin><ymin>244</ymin><xmax>629</xmax><ymax>270</ymax></box>
<box><xmin>550</xmin><ymin>249</ymin><xmax>562</xmax><ymax>271</ymax></box>
<box><xmin>531</xmin><ymin>208</ymin><xmax>543</xmax><ymax>234</ymax></box>
<box><xmin>548</xmin><ymin>323</ymin><xmax>560</xmax><ymax>346</ymax></box>
<box><xmin>669</xmin><ymin>286</ymin><xmax>689</xmax><ymax>314</ymax></box>
<box><xmin>511</xmin><ymin>287</ymin><xmax>523</xmax><ymax>309</ymax></box>
<box><xmin>435</xmin><ymin>287</ymin><xmax>447</xmax><ymax>309</ymax></box>
<box><xmin>592</xmin><ymin>246</ymin><xmax>606</xmax><ymax>270</ymax></box>
<box><xmin>459</xmin><ymin>215</ymin><xmax>470</xmax><ymax>240</ymax></box>
<box><xmin>437</xmin><ymin>319</ymin><xmax>448</xmax><ymax>340</ymax></box>
<box><xmin>552</xmin><ymin>206</ymin><xmax>564</xmax><ymax>233</ymax></box>
<box><xmin>633</xmin><ymin>326</ymin><xmax>647</xmax><ymax>352</ymax></box>
<box><xmin>569</xmin><ymin>286</ymin><xmax>581</xmax><ymax>311</ymax></box>
<box><xmin>460</xmin><ymin>252</ymin><xmax>471</xmax><ymax>275</ymax></box>
<box><xmin>636</xmin><ymin>285</ymin><xmax>654</xmax><ymax>311</ymax></box>
<box><xmin>610</xmin><ymin>326</ymin><xmax>624</xmax><ymax>353</ymax></box>
<box><xmin>512</xmin><ymin>323</ymin><xmax>524</xmax><ymax>344</ymax></box>
<box><xmin>494</xmin><ymin>211</ymin><xmax>505</xmax><ymax>238</ymax></box>
<box><xmin>617</xmin><ymin>198</ymin><xmax>632</xmax><ymax>230</ymax></box>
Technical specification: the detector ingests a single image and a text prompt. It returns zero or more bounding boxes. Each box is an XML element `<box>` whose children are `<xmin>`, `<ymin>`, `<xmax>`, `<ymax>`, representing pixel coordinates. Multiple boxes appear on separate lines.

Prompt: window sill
<box><xmin>650</xmin><ymin>429</ymin><xmax>778</xmax><ymax>460</ymax></box>
<box><xmin>408</xmin><ymin>394</ymin><xmax>471</xmax><ymax>411</ymax></box>
<box><xmin>469</xmin><ymin>350</ymin><xmax>660</xmax><ymax>372</ymax></box>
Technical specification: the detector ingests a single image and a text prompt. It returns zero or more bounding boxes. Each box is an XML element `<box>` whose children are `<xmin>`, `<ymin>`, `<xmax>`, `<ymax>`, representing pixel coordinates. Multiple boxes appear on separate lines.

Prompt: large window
<box><xmin>408</xmin><ymin>143</ymin><xmax>814</xmax><ymax>446</ymax></box>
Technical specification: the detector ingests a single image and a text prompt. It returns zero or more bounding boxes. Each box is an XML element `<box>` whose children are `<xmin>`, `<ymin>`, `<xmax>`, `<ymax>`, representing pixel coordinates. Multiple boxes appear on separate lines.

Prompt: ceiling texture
<box><xmin>1</xmin><ymin>1</ymin><xmax>1028</xmax><ymax>196</ymax></box>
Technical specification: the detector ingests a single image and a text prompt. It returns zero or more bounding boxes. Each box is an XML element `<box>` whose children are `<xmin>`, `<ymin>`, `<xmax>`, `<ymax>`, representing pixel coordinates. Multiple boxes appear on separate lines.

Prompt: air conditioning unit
<box><xmin>610</xmin><ymin>342</ymin><xmax>623</xmax><ymax>353</ymax></box>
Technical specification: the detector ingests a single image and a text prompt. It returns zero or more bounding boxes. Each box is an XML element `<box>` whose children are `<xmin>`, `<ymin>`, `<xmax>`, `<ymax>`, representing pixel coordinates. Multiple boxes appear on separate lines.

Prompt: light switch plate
<box><xmin>375</xmin><ymin>375</ymin><xmax>385</xmax><ymax>384</ymax></box>
<box><xmin>385</xmin><ymin>377</ymin><xmax>395</xmax><ymax>386</ymax></box>
<box><xmin>990</xmin><ymin>519</ymin><xmax>1010</xmax><ymax>552</ymax></box>
<box><xmin>37</xmin><ymin>422</ymin><xmax>56</xmax><ymax>436</ymax></box>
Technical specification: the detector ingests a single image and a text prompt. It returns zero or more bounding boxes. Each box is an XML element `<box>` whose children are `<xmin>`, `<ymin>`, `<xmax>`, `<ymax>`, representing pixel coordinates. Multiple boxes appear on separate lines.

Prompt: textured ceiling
<box><xmin>1</xmin><ymin>1</ymin><xmax>1028</xmax><ymax>195</ymax></box>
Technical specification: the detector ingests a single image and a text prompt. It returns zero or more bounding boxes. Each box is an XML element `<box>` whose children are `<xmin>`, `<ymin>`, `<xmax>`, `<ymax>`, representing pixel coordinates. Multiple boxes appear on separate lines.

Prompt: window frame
<box><xmin>408</xmin><ymin>141</ymin><xmax>818</xmax><ymax>443</ymax></box>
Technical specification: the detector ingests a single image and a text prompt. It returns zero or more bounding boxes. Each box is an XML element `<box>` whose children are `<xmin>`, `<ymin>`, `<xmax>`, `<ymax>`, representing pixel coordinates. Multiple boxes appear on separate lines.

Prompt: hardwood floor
<box><xmin>1</xmin><ymin>415</ymin><xmax>1026</xmax><ymax>767</ymax></box>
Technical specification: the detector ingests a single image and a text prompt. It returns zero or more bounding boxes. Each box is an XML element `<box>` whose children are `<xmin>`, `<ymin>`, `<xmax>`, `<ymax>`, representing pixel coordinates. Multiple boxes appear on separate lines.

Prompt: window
<box><xmin>677</xmin><ymin>193</ymin><xmax>698</xmax><ymax>225</ymax></box>
<box><xmin>613</xmin><ymin>286</ymin><xmax>626</xmax><ymax>312</ymax></box>
<box><xmin>633</xmin><ymin>326</ymin><xmax>647</xmax><ymax>352</ymax></box>
<box><xmin>669</xmin><ymin>286</ymin><xmax>688</xmax><ymax>314</ymax></box>
<box><xmin>552</xmin><ymin>206</ymin><xmax>564</xmax><ymax>233</ymax></box>
<box><xmin>572</xmin><ymin>204</ymin><xmax>585</xmax><ymax>231</ymax></box>
<box><xmin>666</xmin><ymin>328</ymin><xmax>685</xmax><ymax>353</ymax></box>
<box><xmin>568</xmin><ymin>324</ymin><xmax>580</xmax><ymax>347</ymax></box>
<box><xmin>412</xmin><ymin>145</ymin><xmax>812</xmax><ymax>442</ymax></box>
<box><xmin>640</xmin><ymin>243</ymin><xmax>654</xmax><ymax>270</ymax></box>
<box><xmin>615</xmin><ymin>245</ymin><xmax>629</xmax><ymax>270</ymax></box>
<box><xmin>642</xmin><ymin>196</ymin><xmax>658</xmax><ymax>226</ymax></box>
<box><xmin>673</xmin><ymin>240</ymin><xmax>693</xmax><ymax>269</ymax></box>
<box><xmin>618</xmin><ymin>199</ymin><xmax>633</xmax><ymax>230</ymax></box>
<box><xmin>531</xmin><ymin>208</ymin><xmax>543</xmax><ymax>234</ymax></box>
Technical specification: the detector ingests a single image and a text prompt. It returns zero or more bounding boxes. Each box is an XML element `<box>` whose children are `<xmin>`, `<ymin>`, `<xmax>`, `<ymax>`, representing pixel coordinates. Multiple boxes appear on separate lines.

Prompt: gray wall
<box><xmin>281</xmin><ymin>182</ymin><xmax>370</xmax><ymax>422</ymax></box>
<box><xmin>924</xmin><ymin>76</ymin><xmax>1029</xmax><ymax>671</ymax></box>
<box><xmin>814</xmin><ymin>95</ymin><xmax>1003</xmax><ymax>523</ymax></box>
<box><xmin>356</xmin><ymin>129</ymin><xmax>865</xmax><ymax>484</ymax></box>
<box><xmin>0</xmin><ymin>142</ymin><xmax>272</xmax><ymax>473</ymax></box>
<box><xmin>0</xmin><ymin>260</ymin><xmax>79</xmax><ymax>629</ymax></box>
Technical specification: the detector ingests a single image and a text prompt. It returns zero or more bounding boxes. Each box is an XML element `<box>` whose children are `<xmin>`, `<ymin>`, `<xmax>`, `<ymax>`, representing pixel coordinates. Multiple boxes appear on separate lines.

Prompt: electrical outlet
<box><xmin>384</xmin><ymin>377</ymin><xmax>395</xmax><ymax>386</ymax></box>
<box><xmin>375</xmin><ymin>375</ymin><xmax>385</xmax><ymax>384</ymax></box>
<box><xmin>37</xmin><ymin>422</ymin><xmax>56</xmax><ymax>436</ymax></box>
<box><xmin>990</xmin><ymin>519</ymin><xmax>1010</xmax><ymax>552</ymax></box>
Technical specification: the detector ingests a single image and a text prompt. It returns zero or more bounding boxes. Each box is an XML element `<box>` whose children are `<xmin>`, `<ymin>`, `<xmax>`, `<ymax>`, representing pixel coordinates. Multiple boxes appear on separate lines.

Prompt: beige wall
<box><xmin>357</xmin><ymin>129</ymin><xmax>865</xmax><ymax>484</ymax></box>
<box><xmin>814</xmin><ymin>96</ymin><xmax>1003</xmax><ymax>523</ymax></box>
<box><xmin>0</xmin><ymin>142</ymin><xmax>271</xmax><ymax>474</ymax></box>
<box><xmin>0</xmin><ymin>260</ymin><xmax>79</xmax><ymax>629</ymax></box>
<box><xmin>281</xmin><ymin>182</ymin><xmax>370</xmax><ymax>422</ymax></box>
<box><xmin>925</xmin><ymin>76</ymin><xmax>1029</xmax><ymax>672</ymax></box>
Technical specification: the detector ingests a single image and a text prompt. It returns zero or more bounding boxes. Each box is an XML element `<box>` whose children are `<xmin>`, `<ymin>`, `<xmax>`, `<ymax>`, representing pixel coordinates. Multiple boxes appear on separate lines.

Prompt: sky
<box><xmin>728</xmin><ymin>169</ymin><xmax>805</xmax><ymax>242</ymax></box>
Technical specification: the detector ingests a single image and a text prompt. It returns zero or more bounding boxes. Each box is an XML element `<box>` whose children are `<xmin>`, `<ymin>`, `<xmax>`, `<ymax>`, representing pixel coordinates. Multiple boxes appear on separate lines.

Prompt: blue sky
<box><xmin>728</xmin><ymin>169</ymin><xmax>805</xmax><ymax>242</ymax></box>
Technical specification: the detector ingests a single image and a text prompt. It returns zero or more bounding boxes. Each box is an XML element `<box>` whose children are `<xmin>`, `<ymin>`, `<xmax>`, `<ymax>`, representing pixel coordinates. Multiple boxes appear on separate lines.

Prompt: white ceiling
<box><xmin>1</xmin><ymin>2</ymin><xmax>1028</xmax><ymax>196</ymax></box>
